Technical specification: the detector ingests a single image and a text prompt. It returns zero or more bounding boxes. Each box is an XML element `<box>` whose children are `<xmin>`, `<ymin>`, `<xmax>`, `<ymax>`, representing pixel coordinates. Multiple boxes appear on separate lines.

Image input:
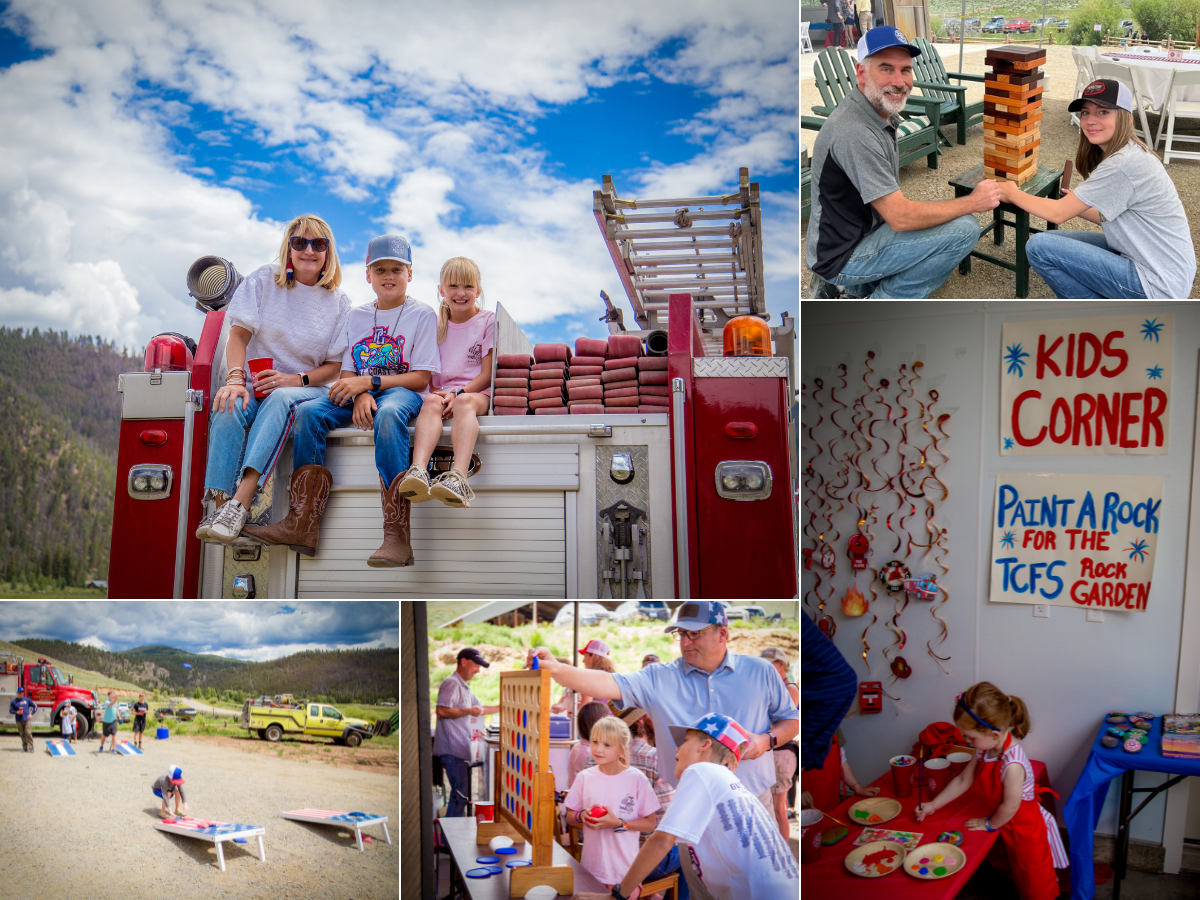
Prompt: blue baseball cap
<box><xmin>857</xmin><ymin>26</ymin><xmax>921</xmax><ymax>62</ymax></box>
<box><xmin>665</xmin><ymin>601</ymin><xmax>729</xmax><ymax>633</ymax></box>
<box><xmin>365</xmin><ymin>234</ymin><xmax>412</xmax><ymax>268</ymax></box>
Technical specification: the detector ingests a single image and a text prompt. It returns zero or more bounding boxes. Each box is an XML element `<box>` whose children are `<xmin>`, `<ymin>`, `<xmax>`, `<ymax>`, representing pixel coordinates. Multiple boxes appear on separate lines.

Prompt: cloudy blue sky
<box><xmin>0</xmin><ymin>1</ymin><xmax>799</xmax><ymax>352</ymax></box>
<box><xmin>0</xmin><ymin>601</ymin><xmax>398</xmax><ymax>660</ymax></box>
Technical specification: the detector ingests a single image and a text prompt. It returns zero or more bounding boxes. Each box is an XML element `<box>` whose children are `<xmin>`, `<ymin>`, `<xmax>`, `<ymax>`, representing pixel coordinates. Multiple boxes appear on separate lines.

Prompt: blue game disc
<box><xmin>476</xmin><ymin>856</ymin><xmax>500</xmax><ymax>864</ymax></box>
<box><xmin>496</xmin><ymin>846</ymin><xmax>519</xmax><ymax>855</ymax></box>
<box><xmin>482</xmin><ymin>866</ymin><xmax>503</xmax><ymax>874</ymax></box>
<box><xmin>531</xmin><ymin>657</ymin><xmax>539</xmax><ymax>669</ymax></box>
<box><xmin>466</xmin><ymin>867</ymin><xmax>494</xmax><ymax>878</ymax></box>
<box><xmin>507</xmin><ymin>860</ymin><xmax>532</xmax><ymax>868</ymax></box>
<box><xmin>233</xmin><ymin>838</ymin><xmax>247</xmax><ymax>844</ymax></box>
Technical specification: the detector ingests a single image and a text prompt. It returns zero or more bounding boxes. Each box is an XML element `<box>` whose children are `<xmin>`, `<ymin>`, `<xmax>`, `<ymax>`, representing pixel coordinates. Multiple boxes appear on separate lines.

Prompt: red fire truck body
<box><xmin>107</xmin><ymin>171</ymin><xmax>798</xmax><ymax>599</ymax></box>
<box><xmin>0</xmin><ymin>652</ymin><xmax>99</xmax><ymax>738</ymax></box>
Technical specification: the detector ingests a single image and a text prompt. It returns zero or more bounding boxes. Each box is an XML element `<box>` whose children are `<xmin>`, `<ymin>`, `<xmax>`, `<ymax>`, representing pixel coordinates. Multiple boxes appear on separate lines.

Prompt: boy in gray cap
<box><xmin>247</xmin><ymin>234</ymin><xmax>440</xmax><ymax>567</ymax></box>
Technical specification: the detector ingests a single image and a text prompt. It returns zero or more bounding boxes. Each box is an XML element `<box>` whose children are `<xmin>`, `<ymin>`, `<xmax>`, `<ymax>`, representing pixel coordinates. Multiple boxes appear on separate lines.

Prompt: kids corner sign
<box><xmin>1000</xmin><ymin>314</ymin><xmax>1173</xmax><ymax>455</ymax></box>
<box><xmin>989</xmin><ymin>472</ymin><xmax>1162</xmax><ymax>612</ymax></box>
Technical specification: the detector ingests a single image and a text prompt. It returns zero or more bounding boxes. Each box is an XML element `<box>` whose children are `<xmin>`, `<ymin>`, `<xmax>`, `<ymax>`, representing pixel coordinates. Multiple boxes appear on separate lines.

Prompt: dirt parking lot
<box><xmin>0</xmin><ymin>731</ymin><xmax>398</xmax><ymax>900</ymax></box>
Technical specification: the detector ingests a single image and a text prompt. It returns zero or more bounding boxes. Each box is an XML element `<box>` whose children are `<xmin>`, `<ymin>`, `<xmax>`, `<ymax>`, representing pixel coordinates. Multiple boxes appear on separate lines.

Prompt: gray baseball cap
<box><xmin>365</xmin><ymin>234</ymin><xmax>412</xmax><ymax>268</ymax></box>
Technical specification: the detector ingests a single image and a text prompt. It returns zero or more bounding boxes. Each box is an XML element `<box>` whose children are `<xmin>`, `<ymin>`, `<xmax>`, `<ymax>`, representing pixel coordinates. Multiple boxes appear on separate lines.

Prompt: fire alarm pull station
<box><xmin>859</xmin><ymin>682</ymin><xmax>882</xmax><ymax>714</ymax></box>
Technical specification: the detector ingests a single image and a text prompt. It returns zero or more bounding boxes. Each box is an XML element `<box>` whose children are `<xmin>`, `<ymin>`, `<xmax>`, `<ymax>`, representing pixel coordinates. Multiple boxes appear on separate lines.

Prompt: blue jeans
<box><xmin>439</xmin><ymin>754</ymin><xmax>471</xmax><ymax>818</ymax></box>
<box><xmin>292</xmin><ymin>387</ymin><xmax>424</xmax><ymax>486</ymax></box>
<box><xmin>831</xmin><ymin>216</ymin><xmax>980</xmax><ymax>298</ymax></box>
<box><xmin>646</xmin><ymin>845</ymin><xmax>689</xmax><ymax>900</ymax></box>
<box><xmin>1025</xmin><ymin>230</ymin><xmax>1147</xmax><ymax>299</ymax></box>
<box><xmin>203</xmin><ymin>386</ymin><xmax>327</xmax><ymax>495</ymax></box>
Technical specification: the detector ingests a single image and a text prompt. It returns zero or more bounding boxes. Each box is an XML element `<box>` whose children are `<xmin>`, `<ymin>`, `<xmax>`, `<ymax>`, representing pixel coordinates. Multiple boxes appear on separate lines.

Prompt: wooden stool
<box><xmin>639</xmin><ymin>872</ymin><xmax>680</xmax><ymax>900</ymax></box>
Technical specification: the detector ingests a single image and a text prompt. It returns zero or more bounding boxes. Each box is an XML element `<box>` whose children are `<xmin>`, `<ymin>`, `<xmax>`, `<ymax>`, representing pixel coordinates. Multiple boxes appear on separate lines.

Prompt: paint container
<box><xmin>890</xmin><ymin>755</ymin><xmax>915</xmax><ymax>797</ymax></box>
<box><xmin>924</xmin><ymin>758</ymin><xmax>952</xmax><ymax>797</ymax></box>
<box><xmin>946</xmin><ymin>751</ymin><xmax>972</xmax><ymax>777</ymax></box>
<box><xmin>799</xmin><ymin>809</ymin><xmax>824</xmax><ymax>864</ymax></box>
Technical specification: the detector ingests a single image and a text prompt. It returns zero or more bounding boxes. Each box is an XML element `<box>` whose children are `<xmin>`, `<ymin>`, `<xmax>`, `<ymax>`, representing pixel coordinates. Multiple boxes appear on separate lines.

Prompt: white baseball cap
<box><xmin>581</xmin><ymin>639</ymin><xmax>611</xmax><ymax>658</ymax></box>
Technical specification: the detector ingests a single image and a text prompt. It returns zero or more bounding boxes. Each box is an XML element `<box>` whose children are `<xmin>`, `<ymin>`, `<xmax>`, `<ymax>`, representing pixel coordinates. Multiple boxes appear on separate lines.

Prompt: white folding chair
<box><xmin>1071</xmin><ymin>48</ymin><xmax>1098</xmax><ymax>126</ymax></box>
<box><xmin>802</xmin><ymin>21</ymin><xmax>815</xmax><ymax>54</ymax></box>
<box><xmin>1159</xmin><ymin>69</ymin><xmax>1200</xmax><ymax>163</ymax></box>
<box><xmin>1092</xmin><ymin>60</ymin><xmax>1157</xmax><ymax>145</ymax></box>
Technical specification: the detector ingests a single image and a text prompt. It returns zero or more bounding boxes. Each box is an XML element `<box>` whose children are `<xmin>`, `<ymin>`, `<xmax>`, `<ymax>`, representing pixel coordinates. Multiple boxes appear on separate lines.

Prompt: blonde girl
<box><xmin>563</xmin><ymin>716</ymin><xmax>660</xmax><ymax>889</ymax></box>
<box><xmin>915</xmin><ymin>682</ymin><xmax>1066</xmax><ymax>900</ymax></box>
<box><xmin>398</xmin><ymin>257</ymin><xmax>494</xmax><ymax>509</ymax></box>
<box><xmin>994</xmin><ymin>78</ymin><xmax>1194</xmax><ymax>299</ymax></box>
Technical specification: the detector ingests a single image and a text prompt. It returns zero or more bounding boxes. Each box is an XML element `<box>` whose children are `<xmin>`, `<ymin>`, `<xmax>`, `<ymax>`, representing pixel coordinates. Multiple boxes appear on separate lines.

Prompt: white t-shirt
<box><xmin>340</xmin><ymin>298</ymin><xmax>441</xmax><ymax>396</ymax></box>
<box><xmin>658</xmin><ymin>762</ymin><xmax>798</xmax><ymax>900</ymax></box>
<box><xmin>225</xmin><ymin>265</ymin><xmax>351</xmax><ymax>386</ymax></box>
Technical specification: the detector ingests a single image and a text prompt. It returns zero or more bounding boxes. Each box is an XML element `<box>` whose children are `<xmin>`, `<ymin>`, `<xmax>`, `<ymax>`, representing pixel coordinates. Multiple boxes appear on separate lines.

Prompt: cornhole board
<box><xmin>279</xmin><ymin>809</ymin><xmax>392</xmax><ymax>852</ymax></box>
<box><xmin>46</xmin><ymin>740</ymin><xmax>76</xmax><ymax>757</ymax></box>
<box><xmin>115</xmin><ymin>741</ymin><xmax>143</xmax><ymax>755</ymax></box>
<box><xmin>154</xmin><ymin>817</ymin><xmax>266</xmax><ymax>872</ymax></box>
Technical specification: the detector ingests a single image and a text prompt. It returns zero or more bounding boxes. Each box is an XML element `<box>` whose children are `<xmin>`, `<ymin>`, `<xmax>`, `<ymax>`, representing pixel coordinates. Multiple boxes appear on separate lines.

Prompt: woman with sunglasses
<box><xmin>196</xmin><ymin>214</ymin><xmax>352</xmax><ymax>543</ymax></box>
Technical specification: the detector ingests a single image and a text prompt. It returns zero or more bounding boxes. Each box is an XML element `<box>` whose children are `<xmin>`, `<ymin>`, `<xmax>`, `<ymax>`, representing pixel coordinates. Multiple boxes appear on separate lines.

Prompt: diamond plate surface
<box><xmin>595</xmin><ymin>446</ymin><xmax>652</xmax><ymax>597</ymax></box>
<box><xmin>693</xmin><ymin>357</ymin><xmax>788</xmax><ymax>378</ymax></box>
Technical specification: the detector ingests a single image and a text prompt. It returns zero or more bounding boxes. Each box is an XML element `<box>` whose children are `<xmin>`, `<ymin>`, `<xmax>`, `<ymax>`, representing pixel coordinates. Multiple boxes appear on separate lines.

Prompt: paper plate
<box><xmin>844</xmin><ymin>840</ymin><xmax>905</xmax><ymax>877</ymax></box>
<box><xmin>904</xmin><ymin>842</ymin><xmax>967</xmax><ymax>879</ymax></box>
<box><xmin>847</xmin><ymin>796</ymin><xmax>901</xmax><ymax>826</ymax></box>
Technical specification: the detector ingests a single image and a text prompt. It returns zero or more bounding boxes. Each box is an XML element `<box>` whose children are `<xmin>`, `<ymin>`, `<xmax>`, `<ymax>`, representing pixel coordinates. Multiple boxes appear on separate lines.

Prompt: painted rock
<box><xmin>821</xmin><ymin>824</ymin><xmax>849</xmax><ymax>845</ymax></box>
<box><xmin>1123</xmin><ymin>738</ymin><xmax>1142</xmax><ymax>753</ymax></box>
<box><xmin>1101</xmin><ymin>735</ymin><xmax>1120</xmax><ymax>748</ymax></box>
<box><xmin>1105</xmin><ymin>716</ymin><xmax>1127</xmax><ymax>724</ymax></box>
<box><xmin>938</xmin><ymin>830</ymin><xmax>964</xmax><ymax>846</ymax></box>
<box><xmin>1135</xmin><ymin>712</ymin><xmax>1155</xmax><ymax>720</ymax></box>
<box><xmin>1107</xmin><ymin>726</ymin><xmax>1129</xmax><ymax>738</ymax></box>
<box><xmin>1131</xmin><ymin>731</ymin><xmax>1149</xmax><ymax>744</ymax></box>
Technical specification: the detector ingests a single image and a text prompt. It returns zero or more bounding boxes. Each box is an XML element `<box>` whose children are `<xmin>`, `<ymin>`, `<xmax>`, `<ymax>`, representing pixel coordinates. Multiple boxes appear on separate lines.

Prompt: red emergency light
<box><xmin>144</xmin><ymin>334</ymin><xmax>194</xmax><ymax>373</ymax></box>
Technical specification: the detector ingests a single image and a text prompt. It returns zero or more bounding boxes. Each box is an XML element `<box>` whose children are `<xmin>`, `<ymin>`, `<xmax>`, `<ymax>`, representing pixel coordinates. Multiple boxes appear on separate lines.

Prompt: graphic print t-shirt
<box><xmin>431</xmin><ymin>308</ymin><xmax>495</xmax><ymax>395</ymax></box>
<box><xmin>563</xmin><ymin>764</ymin><xmax>660</xmax><ymax>885</ymax></box>
<box><xmin>657</xmin><ymin>762</ymin><xmax>798</xmax><ymax>900</ymax></box>
<box><xmin>340</xmin><ymin>299</ymin><xmax>441</xmax><ymax>396</ymax></box>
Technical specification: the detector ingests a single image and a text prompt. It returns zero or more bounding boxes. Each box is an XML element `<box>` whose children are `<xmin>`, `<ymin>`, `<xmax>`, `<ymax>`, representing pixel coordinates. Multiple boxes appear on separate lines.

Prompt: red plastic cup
<box><xmin>475</xmin><ymin>802</ymin><xmax>494</xmax><ymax>824</ymax></box>
<box><xmin>924</xmin><ymin>757</ymin><xmax>951</xmax><ymax>797</ymax></box>
<box><xmin>799</xmin><ymin>809</ymin><xmax>823</xmax><ymax>864</ymax></box>
<box><xmin>247</xmin><ymin>357</ymin><xmax>273</xmax><ymax>399</ymax></box>
<box><xmin>946</xmin><ymin>751</ymin><xmax>972</xmax><ymax>777</ymax></box>
<box><xmin>890</xmin><ymin>755</ymin><xmax>915</xmax><ymax>797</ymax></box>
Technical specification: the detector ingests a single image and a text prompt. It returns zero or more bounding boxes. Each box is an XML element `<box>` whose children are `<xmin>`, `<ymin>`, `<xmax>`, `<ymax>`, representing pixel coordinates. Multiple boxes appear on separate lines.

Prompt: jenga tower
<box><xmin>983</xmin><ymin>46</ymin><xmax>1047</xmax><ymax>186</ymax></box>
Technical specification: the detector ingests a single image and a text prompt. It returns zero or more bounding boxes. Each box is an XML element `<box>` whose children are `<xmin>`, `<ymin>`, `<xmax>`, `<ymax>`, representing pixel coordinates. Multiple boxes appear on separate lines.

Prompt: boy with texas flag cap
<box><xmin>573</xmin><ymin>713</ymin><xmax>798</xmax><ymax>900</ymax></box>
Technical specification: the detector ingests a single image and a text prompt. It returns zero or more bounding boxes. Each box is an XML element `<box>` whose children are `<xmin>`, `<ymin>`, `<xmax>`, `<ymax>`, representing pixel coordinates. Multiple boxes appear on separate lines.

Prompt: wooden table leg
<box><xmin>1016</xmin><ymin>212</ymin><xmax>1031</xmax><ymax>298</ymax></box>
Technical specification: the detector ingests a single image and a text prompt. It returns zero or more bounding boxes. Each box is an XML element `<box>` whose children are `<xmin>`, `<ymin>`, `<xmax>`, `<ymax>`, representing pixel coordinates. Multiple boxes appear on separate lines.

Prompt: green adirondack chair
<box><xmin>808</xmin><ymin>48</ymin><xmax>942</xmax><ymax>170</ymax></box>
<box><xmin>911</xmin><ymin>37</ymin><xmax>986</xmax><ymax>145</ymax></box>
<box><xmin>802</xmin><ymin>116</ymin><xmax>823</xmax><ymax>221</ymax></box>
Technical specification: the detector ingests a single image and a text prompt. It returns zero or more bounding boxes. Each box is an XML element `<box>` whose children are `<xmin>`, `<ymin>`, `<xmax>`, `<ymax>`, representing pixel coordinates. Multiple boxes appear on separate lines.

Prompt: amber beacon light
<box><xmin>722</xmin><ymin>315</ymin><xmax>772</xmax><ymax>357</ymax></box>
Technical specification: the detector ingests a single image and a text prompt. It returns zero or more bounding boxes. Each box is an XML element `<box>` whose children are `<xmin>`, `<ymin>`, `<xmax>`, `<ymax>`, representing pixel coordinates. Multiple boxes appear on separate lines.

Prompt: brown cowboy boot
<box><xmin>368</xmin><ymin>472</ymin><xmax>415</xmax><ymax>567</ymax></box>
<box><xmin>242</xmin><ymin>465</ymin><xmax>332</xmax><ymax>557</ymax></box>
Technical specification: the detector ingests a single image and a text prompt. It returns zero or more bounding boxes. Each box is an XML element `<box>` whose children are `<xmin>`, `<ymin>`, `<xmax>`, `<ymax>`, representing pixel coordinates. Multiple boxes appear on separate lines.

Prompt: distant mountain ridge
<box><xmin>12</xmin><ymin>638</ymin><xmax>397</xmax><ymax>703</ymax></box>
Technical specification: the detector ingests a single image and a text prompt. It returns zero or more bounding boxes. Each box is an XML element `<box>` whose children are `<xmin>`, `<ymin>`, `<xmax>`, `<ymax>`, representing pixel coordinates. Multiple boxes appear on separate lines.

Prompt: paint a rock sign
<box><xmin>1000</xmin><ymin>314</ymin><xmax>1172</xmax><ymax>455</ymax></box>
<box><xmin>990</xmin><ymin>472</ymin><xmax>1162</xmax><ymax>611</ymax></box>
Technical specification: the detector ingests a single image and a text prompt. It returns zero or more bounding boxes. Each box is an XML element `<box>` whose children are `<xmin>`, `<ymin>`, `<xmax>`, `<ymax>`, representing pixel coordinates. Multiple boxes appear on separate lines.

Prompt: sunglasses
<box><xmin>289</xmin><ymin>236</ymin><xmax>330</xmax><ymax>252</ymax></box>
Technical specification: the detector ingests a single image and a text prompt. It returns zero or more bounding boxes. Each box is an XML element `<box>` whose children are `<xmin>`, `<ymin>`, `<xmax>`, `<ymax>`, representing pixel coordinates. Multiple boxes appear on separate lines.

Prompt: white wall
<box><xmin>802</xmin><ymin>301</ymin><xmax>1200</xmax><ymax>843</ymax></box>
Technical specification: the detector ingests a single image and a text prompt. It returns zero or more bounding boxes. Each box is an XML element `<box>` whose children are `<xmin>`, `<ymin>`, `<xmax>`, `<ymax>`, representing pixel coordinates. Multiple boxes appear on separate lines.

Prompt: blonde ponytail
<box><xmin>436</xmin><ymin>256</ymin><xmax>484</xmax><ymax>344</ymax></box>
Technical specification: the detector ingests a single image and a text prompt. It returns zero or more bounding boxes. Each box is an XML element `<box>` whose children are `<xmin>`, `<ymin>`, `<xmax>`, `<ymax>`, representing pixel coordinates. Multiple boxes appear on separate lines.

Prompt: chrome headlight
<box><xmin>714</xmin><ymin>461</ymin><xmax>772</xmax><ymax>501</ymax></box>
<box><xmin>127</xmin><ymin>465</ymin><xmax>173</xmax><ymax>500</ymax></box>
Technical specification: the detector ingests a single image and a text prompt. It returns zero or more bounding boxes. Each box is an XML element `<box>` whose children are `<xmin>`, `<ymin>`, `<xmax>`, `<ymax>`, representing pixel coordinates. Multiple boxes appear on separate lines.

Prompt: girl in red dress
<box><xmin>915</xmin><ymin>682</ymin><xmax>1067</xmax><ymax>900</ymax></box>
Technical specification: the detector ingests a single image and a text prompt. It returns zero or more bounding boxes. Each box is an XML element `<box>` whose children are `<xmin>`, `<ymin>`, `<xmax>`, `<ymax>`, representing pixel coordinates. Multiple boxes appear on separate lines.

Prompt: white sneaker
<box><xmin>194</xmin><ymin>492</ymin><xmax>230</xmax><ymax>539</ymax></box>
<box><xmin>397</xmin><ymin>464</ymin><xmax>433</xmax><ymax>503</ymax></box>
<box><xmin>207</xmin><ymin>499</ymin><xmax>249</xmax><ymax>542</ymax></box>
<box><xmin>430</xmin><ymin>469</ymin><xmax>474</xmax><ymax>508</ymax></box>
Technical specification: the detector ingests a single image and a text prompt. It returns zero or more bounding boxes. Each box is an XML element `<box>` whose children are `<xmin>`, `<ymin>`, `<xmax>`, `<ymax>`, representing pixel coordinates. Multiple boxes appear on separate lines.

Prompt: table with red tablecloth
<box><xmin>802</xmin><ymin>758</ymin><xmax>1054</xmax><ymax>899</ymax></box>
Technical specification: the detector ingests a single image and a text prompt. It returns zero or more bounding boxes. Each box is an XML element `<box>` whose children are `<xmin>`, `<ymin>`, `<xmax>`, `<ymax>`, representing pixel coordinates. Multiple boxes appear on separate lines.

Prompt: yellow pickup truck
<box><xmin>241</xmin><ymin>700</ymin><xmax>374</xmax><ymax>747</ymax></box>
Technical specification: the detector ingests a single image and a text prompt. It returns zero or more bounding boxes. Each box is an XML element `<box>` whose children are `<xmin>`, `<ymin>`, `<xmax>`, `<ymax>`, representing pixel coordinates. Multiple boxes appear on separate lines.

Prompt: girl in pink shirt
<box><xmin>400</xmin><ymin>257</ymin><xmax>495</xmax><ymax>509</ymax></box>
<box><xmin>564</xmin><ymin>716</ymin><xmax>660</xmax><ymax>889</ymax></box>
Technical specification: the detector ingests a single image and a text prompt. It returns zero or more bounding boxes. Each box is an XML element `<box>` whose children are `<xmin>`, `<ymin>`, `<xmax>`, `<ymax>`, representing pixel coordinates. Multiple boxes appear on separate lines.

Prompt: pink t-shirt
<box><xmin>431</xmin><ymin>308</ymin><xmax>495</xmax><ymax>395</ymax></box>
<box><xmin>564</xmin><ymin>764</ymin><xmax>660</xmax><ymax>885</ymax></box>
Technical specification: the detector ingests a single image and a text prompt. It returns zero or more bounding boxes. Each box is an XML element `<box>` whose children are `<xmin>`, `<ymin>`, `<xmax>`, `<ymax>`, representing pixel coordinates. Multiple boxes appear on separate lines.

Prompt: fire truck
<box><xmin>0</xmin><ymin>652</ymin><xmax>99</xmax><ymax>738</ymax></box>
<box><xmin>106</xmin><ymin>168</ymin><xmax>798</xmax><ymax>599</ymax></box>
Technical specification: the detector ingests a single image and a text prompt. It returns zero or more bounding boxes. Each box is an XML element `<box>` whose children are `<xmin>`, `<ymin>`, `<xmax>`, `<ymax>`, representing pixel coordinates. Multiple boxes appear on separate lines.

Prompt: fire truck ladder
<box><xmin>594</xmin><ymin>167</ymin><xmax>767</xmax><ymax>357</ymax></box>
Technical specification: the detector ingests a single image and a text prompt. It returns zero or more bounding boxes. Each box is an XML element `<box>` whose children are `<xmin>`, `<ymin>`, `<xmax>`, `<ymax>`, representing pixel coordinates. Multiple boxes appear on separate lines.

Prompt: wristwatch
<box><xmin>371</xmin><ymin>375</ymin><xmax>382</xmax><ymax>391</ymax></box>
<box><xmin>770</xmin><ymin>732</ymin><xmax>778</xmax><ymax>750</ymax></box>
<box><xmin>300</xmin><ymin>372</ymin><xmax>310</xmax><ymax>387</ymax></box>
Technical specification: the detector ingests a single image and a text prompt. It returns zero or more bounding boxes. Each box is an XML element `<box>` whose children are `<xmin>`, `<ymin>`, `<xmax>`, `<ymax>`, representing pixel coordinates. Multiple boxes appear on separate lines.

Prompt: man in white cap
<box><xmin>433</xmin><ymin>648</ymin><xmax>499</xmax><ymax>817</ymax></box>
<box><xmin>529</xmin><ymin>602</ymin><xmax>798</xmax><ymax>814</ymax></box>
<box><xmin>806</xmin><ymin>27</ymin><xmax>1000</xmax><ymax>298</ymax></box>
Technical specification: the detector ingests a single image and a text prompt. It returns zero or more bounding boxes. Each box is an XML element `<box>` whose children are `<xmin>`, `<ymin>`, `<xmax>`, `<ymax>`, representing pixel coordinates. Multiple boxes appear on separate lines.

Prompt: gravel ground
<box><xmin>801</xmin><ymin>42</ymin><xmax>1200</xmax><ymax>298</ymax></box>
<box><xmin>0</xmin><ymin>732</ymin><xmax>398</xmax><ymax>900</ymax></box>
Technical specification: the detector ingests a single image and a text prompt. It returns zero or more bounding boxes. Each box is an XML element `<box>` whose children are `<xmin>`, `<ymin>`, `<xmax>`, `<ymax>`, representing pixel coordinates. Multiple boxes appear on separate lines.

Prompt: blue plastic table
<box><xmin>1062</xmin><ymin>716</ymin><xmax>1200</xmax><ymax>900</ymax></box>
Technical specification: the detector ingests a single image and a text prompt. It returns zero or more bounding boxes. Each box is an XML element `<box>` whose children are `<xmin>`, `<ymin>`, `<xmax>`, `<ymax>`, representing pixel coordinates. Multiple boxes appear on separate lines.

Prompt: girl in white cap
<box><xmin>994</xmin><ymin>78</ymin><xmax>1195</xmax><ymax>299</ymax></box>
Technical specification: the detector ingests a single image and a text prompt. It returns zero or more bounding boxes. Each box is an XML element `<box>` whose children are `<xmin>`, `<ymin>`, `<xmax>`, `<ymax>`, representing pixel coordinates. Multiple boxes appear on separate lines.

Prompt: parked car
<box><xmin>1032</xmin><ymin>17</ymin><xmax>1058</xmax><ymax>31</ymax></box>
<box><xmin>741</xmin><ymin>605</ymin><xmax>768</xmax><ymax>620</ymax></box>
<box><xmin>614</xmin><ymin>600</ymin><xmax>670</xmax><ymax>622</ymax></box>
<box><xmin>964</xmin><ymin>17</ymin><xmax>981</xmax><ymax>32</ymax></box>
<box><xmin>175</xmin><ymin>706</ymin><xmax>197</xmax><ymax>721</ymax></box>
<box><xmin>723</xmin><ymin>605</ymin><xmax>751</xmax><ymax>622</ymax></box>
<box><xmin>155</xmin><ymin>707</ymin><xmax>175</xmax><ymax>719</ymax></box>
<box><xmin>552</xmin><ymin>603</ymin><xmax>613</xmax><ymax>627</ymax></box>
<box><xmin>982</xmin><ymin>16</ymin><xmax>1007</xmax><ymax>33</ymax></box>
<box><xmin>1003</xmin><ymin>18</ymin><xmax>1032</xmax><ymax>33</ymax></box>
<box><xmin>1120</xmin><ymin>18</ymin><xmax>1134</xmax><ymax>33</ymax></box>
<box><xmin>1057</xmin><ymin>18</ymin><xmax>1070</xmax><ymax>31</ymax></box>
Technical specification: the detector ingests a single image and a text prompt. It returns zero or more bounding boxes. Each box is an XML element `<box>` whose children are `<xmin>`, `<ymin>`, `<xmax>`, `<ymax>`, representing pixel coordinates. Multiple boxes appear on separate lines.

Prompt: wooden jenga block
<box><xmin>984</xmin><ymin>138</ymin><xmax>1041</xmax><ymax>159</ymax></box>
<box><xmin>984</xmin><ymin>101</ymin><xmax>1042</xmax><ymax>119</ymax></box>
<box><xmin>984</xmin><ymin>114</ymin><xmax>1043</xmax><ymax>135</ymax></box>
<box><xmin>985</xmin><ymin>166</ymin><xmax>1039</xmax><ymax>185</ymax></box>
<box><xmin>985</xmin><ymin>46</ymin><xmax>1049</xmax><ymax>63</ymax></box>
<box><xmin>985</xmin><ymin>90</ymin><xmax>1044</xmax><ymax>109</ymax></box>
<box><xmin>983</xmin><ymin>129</ymin><xmax>1040</xmax><ymax>149</ymax></box>
<box><xmin>984</xmin><ymin>79</ymin><xmax>1043</xmax><ymax>96</ymax></box>
<box><xmin>991</xmin><ymin>70</ymin><xmax>1044</xmax><ymax>86</ymax></box>
<box><xmin>985</xmin><ymin>153</ymin><xmax>1039</xmax><ymax>174</ymax></box>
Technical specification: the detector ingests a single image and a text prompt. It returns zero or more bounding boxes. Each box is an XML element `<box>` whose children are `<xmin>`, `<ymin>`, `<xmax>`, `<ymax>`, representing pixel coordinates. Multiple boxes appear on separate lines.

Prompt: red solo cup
<box><xmin>924</xmin><ymin>757</ymin><xmax>951</xmax><ymax>797</ymax></box>
<box><xmin>890</xmin><ymin>755</ymin><xmax>915</xmax><ymax>797</ymax></box>
<box><xmin>946</xmin><ymin>751</ymin><xmax>972</xmax><ymax>777</ymax></box>
<box><xmin>475</xmin><ymin>801</ymin><xmax>494</xmax><ymax>824</ymax></box>
<box><xmin>799</xmin><ymin>809</ymin><xmax>823</xmax><ymax>864</ymax></box>
<box><xmin>247</xmin><ymin>357</ymin><xmax>273</xmax><ymax>399</ymax></box>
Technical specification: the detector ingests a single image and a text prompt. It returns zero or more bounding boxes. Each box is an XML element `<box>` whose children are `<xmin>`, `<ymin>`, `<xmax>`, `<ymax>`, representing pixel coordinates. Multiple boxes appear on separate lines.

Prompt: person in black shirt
<box><xmin>132</xmin><ymin>693</ymin><xmax>149</xmax><ymax>749</ymax></box>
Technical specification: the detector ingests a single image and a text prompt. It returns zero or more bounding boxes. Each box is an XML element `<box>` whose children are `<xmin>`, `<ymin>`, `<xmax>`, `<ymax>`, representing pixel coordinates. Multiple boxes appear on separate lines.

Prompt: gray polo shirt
<box><xmin>1072</xmin><ymin>142</ymin><xmax>1196</xmax><ymax>299</ymax></box>
<box><xmin>805</xmin><ymin>88</ymin><xmax>902</xmax><ymax>280</ymax></box>
<box><xmin>431</xmin><ymin>671</ymin><xmax>479</xmax><ymax>760</ymax></box>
